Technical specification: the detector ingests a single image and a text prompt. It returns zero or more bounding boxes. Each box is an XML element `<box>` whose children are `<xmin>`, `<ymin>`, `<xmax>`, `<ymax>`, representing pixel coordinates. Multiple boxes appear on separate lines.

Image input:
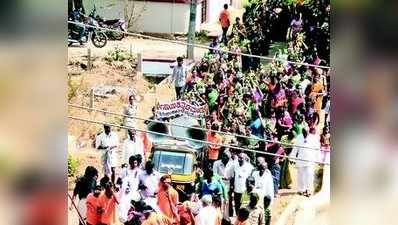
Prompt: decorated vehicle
<box><xmin>150</xmin><ymin>141</ymin><xmax>198</xmax><ymax>201</ymax></box>
<box><xmin>146</xmin><ymin>108</ymin><xmax>207</xmax><ymax>201</ymax></box>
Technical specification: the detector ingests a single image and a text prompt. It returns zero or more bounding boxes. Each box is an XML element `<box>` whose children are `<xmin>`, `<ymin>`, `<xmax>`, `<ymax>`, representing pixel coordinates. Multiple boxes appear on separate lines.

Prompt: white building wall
<box><xmin>84</xmin><ymin>0</ymin><xmax>202</xmax><ymax>33</ymax></box>
<box><xmin>134</xmin><ymin>2</ymin><xmax>202</xmax><ymax>33</ymax></box>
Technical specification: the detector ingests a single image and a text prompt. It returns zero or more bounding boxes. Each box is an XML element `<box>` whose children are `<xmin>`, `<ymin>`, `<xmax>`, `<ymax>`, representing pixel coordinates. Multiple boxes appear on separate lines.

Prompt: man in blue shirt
<box><xmin>197</xmin><ymin>168</ymin><xmax>222</xmax><ymax>199</ymax></box>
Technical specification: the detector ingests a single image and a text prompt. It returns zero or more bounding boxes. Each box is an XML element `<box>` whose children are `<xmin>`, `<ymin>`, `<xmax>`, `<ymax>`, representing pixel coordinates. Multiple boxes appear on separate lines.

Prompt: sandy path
<box><xmin>68</xmin><ymin>37</ymin><xmax>207</xmax><ymax>61</ymax></box>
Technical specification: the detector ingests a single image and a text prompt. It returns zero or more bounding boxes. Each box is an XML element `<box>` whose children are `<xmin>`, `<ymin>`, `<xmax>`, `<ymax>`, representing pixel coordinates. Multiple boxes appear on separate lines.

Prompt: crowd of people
<box><xmin>70</xmin><ymin>2</ymin><xmax>330</xmax><ymax>225</ymax></box>
<box><xmin>71</xmin><ymin>148</ymin><xmax>277</xmax><ymax>225</ymax></box>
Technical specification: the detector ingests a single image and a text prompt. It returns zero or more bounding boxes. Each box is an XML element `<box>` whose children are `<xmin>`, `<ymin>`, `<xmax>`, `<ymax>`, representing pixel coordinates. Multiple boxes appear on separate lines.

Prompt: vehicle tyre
<box><xmin>91</xmin><ymin>32</ymin><xmax>107</xmax><ymax>48</ymax></box>
<box><xmin>113</xmin><ymin>26</ymin><xmax>125</xmax><ymax>41</ymax></box>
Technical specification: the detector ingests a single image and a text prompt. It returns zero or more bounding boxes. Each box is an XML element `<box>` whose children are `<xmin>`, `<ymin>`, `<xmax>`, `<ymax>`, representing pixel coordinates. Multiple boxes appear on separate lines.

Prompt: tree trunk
<box><xmin>73</xmin><ymin>0</ymin><xmax>85</xmax><ymax>14</ymax></box>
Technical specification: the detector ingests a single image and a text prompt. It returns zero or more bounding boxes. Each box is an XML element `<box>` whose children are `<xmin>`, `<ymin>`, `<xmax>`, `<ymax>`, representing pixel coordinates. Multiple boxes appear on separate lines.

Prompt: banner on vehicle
<box><xmin>155</xmin><ymin>100</ymin><xmax>207</xmax><ymax>118</ymax></box>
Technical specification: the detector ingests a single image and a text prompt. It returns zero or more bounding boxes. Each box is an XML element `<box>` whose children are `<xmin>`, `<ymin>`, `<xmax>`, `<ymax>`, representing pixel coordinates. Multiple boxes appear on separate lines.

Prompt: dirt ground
<box><xmin>68</xmin><ymin>36</ymin><xmax>208</xmax><ymax>61</ymax></box>
<box><xmin>67</xmin><ymin>37</ymin><xmax>298</xmax><ymax>225</ymax></box>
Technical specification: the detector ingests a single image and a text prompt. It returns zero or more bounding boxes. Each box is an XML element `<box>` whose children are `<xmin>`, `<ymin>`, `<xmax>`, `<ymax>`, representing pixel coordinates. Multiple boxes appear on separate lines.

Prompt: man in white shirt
<box><xmin>119</xmin><ymin>155</ymin><xmax>142</xmax><ymax>224</ymax></box>
<box><xmin>120</xmin><ymin>155</ymin><xmax>142</xmax><ymax>191</ymax></box>
<box><xmin>289</xmin><ymin>128</ymin><xmax>321</xmax><ymax>196</ymax></box>
<box><xmin>213</xmin><ymin>152</ymin><xmax>233</xmax><ymax>182</ymax></box>
<box><xmin>300</xmin><ymin>74</ymin><xmax>311</xmax><ymax>94</ymax></box>
<box><xmin>252</xmin><ymin>157</ymin><xmax>274</xmax><ymax>206</ymax></box>
<box><xmin>124</xmin><ymin>95</ymin><xmax>138</xmax><ymax>128</ymax></box>
<box><xmin>213</xmin><ymin>152</ymin><xmax>233</xmax><ymax>218</ymax></box>
<box><xmin>138</xmin><ymin>161</ymin><xmax>161</xmax><ymax>199</ymax></box>
<box><xmin>195</xmin><ymin>195</ymin><xmax>218</xmax><ymax>225</ymax></box>
<box><xmin>122</xmin><ymin>129</ymin><xmax>145</xmax><ymax>166</ymax></box>
<box><xmin>169</xmin><ymin>56</ymin><xmax>187</xmax><ymax>100</ymax></box>
<box><xmin>95</xmin><ymin>124</ymin><xmax>119</xmax><ymax>184</ymax></box>
<box><xmin>226</xmin><ymin>152</ymin><xmax>254</xmax><ymax>215</ymax></box>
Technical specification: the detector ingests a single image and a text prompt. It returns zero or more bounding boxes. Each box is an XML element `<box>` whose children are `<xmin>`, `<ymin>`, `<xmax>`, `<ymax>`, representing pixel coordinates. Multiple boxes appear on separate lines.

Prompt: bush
<box><xmin>195</xmin><ymin>30</ymin><xmax>210</xmax><ymax>44</ymax></box>
<box><xmin>68</xmin><ymin>154</ymin><xmax>80</xmax><ymax>177</ymax></box>
<box><xmin>105</xmin><ymin>47</ymin><xmax>135</xmax><ymax>62</ymax></box>
<box><xmin>68</xmin><ymin>75</ymin><xmax>84</xmax><ymax>101</ymax></box>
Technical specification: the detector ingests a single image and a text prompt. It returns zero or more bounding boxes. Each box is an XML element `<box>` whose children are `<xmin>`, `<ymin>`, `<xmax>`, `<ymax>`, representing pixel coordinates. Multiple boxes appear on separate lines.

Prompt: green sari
<box><xmin>279</xmin><ymin>135</ymin><xmax>293</xmax><ymax>189</ymax></box>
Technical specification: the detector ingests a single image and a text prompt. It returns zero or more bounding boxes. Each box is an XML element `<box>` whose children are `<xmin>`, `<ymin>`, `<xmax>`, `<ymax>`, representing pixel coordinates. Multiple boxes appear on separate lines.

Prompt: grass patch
<box><xmin>195</xmin><ymin>30</ymin><xmax>211</xmax><ymax>44</ymax></box>
<box><xmin>68</xmin><ymin>153</ymin><xmax>80</xmax><ymax>178</ymax></box>
<box><xmin>104</xmin><ymin>47</ymin><xmax>135</xmax><ymax>63</ymax></box>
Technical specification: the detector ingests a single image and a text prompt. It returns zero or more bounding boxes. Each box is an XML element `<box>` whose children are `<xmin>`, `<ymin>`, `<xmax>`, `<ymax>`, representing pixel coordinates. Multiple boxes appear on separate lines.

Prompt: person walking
<box><xmin>122</xmin><ymin>129</ymin><xmax>145</xmax><ymax>166</ymax></box>
<box><xmin>196</xmin><ymin>168</ymin><xmax>223</xmax><ymax>198</ymax></box>
<box><xmin>98</xmin><ymin>181</ymin><xmax>119</xmax><ymax>225</ymax></box>
<box><xmin>219</xmin><ymin>4</ymin><xmax>230</xmax><ymax>45</ymax></box>
<box><xmin>251</xmin><ymin>157</ymin><xmax>274</xmax><ymax>206</ymax></box>
<box><xmin>86</xmin><ymin>185</ymin><xmax>102</xmax><ymax>225</ymax></box>
<box><xmin>120</xmin><ymin>155</ymin><xmax>142</xmax><ymax>194</ymax></box>
<box><xmin>124</xmin><ymin>95</ymin><xmax>138</xmax><ymax>128</ymax></box>
<box><xmin>157</xmin><ymin>175</ymin><xmax>180</xmax><ymax>224</ymax></box>
<box><xmin>195</xmin><ymin>195</ymin><xmax>218</xmax><ymax>225</ymax></box>
<box><xmin>213</xmin><ymin>152</ymin><xmax>233</xmax><ymax>218</ymax></box>
<box><xmin>264</xmin><ymin>143</ymin><xmax>284</xmax><ymax>197</ymax></box>
<box><xmin>95</xmin><ymin>124</ymin><xmax>119</xmax><ymax>184</ymax></box>
<box><xmin>226</xmin><ymin>153</ymin><xmax>254</xmax><ymax>216</ymax></box>
<box><xmin>138</xmin><ymin>161</ymin><xmax>161</xmax><ymax>209</ymax></box>
<box><xmin>71</xmin><ymin>166</ymin><xmax>99</xmax><ymax>225</ymax></box>
<box><xmin>169</xmin><ymin>57</ymin><xmax>187</xmax><ymax>100</ymax></box>
<box><xmin>239</xmin><ymin>177</ymin><xmax>259</xmax><ymax>208</ymax></box>
<box><xmin>207</xmin><ymin>123</ymin><xmax>223</xmax><ymax>166</ymax></box>
<box><xmin>289</xmin><ymin>128</ymin><xmax>321</xmax><ymax>196</ymax></box>
<box><xmin>246</xmin><ymin>193</ymin><xmax>265</xmax><ymax>225</ymax></box>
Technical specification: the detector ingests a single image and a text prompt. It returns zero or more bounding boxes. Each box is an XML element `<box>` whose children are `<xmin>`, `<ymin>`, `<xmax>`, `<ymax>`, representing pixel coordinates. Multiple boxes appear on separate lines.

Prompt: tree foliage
<box><xmin>243</xmin><ymin>0</ymin><xmax>330</xmax><ymax>64</ymax></box>
<box><xmin>68</xmin><ymin>153</ymin><xmax>80</xmax><ymax>177</ymax></box>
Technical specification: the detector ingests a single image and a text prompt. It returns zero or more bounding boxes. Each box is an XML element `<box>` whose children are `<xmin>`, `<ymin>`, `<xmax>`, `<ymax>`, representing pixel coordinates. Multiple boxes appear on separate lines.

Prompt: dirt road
<box><xmin>68</xmin><ymin>36</ymin><xmax>208</xmax><ymax>61</ymax></box>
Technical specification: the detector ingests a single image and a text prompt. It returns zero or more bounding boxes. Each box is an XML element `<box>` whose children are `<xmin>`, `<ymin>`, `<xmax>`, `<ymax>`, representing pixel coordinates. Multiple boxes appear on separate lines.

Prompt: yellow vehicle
<box><xmin>146</xmin><ymin>115</ymin><xmax>206</xmax><ymax>201</ymax></box>
<box><xmin>149</xmin><ymin>141</ymin><xmax>198</xmax><ymax>201</ymax></box>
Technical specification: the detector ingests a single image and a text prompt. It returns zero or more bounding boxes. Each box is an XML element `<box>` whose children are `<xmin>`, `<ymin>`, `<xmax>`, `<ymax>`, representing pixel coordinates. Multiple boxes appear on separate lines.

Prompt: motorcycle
<box><xmin>97</xmin><ymin>17</ymin><xmax>128</xmax><ymax>41</ymax></box>
<box><xmin>68</xmin><ymin>9</ymin><xmax>108</xmax><ymax>48</ymax></box>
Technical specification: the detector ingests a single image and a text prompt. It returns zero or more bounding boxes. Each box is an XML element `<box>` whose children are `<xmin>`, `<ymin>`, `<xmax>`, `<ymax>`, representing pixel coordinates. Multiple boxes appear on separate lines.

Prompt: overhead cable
<box><xmin>68</xmin><ymin>115</ymin><xmax>330</xmax><ymax>165</ymax></box>
<box><xmin>69</xmin><ymin>103</ymin><xmax>329</xmax><ymax>152</ymax></box>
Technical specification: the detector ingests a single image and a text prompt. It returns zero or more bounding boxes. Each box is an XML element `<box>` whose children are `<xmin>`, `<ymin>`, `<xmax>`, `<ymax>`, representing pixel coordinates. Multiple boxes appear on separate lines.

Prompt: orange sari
<box><xmin>311</xmin><ymin>82</ymin><xmax>324</xmax><ymax>111</ymax></box>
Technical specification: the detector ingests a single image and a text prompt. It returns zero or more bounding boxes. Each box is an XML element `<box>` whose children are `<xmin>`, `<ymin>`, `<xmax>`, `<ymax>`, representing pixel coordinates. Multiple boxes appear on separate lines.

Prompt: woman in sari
<box><xmin>279</xmin><ymin>131</ymin><xmax>295</xmax><ymax>189</ymax></box>
<box><xmin>271</xmin><ymin>83</ymin><xmax>287</xmax><ymax>108</ymax></box>
<box><xmin>320</xmin><ymin>126</ymin><xmax>331</xmax><ymax>164</ymax></box>
<box><xmin>310</xmin><ymin>75</ymin><xmax>325</xmax><ymax>112</ymax></box>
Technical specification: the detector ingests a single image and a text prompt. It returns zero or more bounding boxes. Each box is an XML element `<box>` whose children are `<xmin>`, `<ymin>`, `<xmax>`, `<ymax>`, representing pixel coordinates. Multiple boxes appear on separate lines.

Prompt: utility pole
<box><xmin>187</xmin><ymin>0</ymin><xmax>197</xmax><ymax>60</ymax></box>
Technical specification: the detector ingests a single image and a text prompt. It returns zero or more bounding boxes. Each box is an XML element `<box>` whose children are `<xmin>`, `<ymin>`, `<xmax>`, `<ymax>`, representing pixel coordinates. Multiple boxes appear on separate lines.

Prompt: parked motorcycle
<box><xmin>68</xmin><ymin>9</ymin><xmax>108</xmax><ymax>48</ymax></box>
<box><xmin>97</xmin><ymin>17</ymin><xmax>128</xmax><ymax>41</ymax></box>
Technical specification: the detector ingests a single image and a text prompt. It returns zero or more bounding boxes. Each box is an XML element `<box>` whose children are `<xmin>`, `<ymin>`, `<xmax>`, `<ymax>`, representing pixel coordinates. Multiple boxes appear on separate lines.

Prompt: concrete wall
<box><xmin>133</xmin><ymin>1</ymin><xmax>202</xmax><ymax>33</ymax></box>
<box><xmin>84</xmin><ymin>0</ymin><xmax>202</xmax><ymax>33</ymax></box>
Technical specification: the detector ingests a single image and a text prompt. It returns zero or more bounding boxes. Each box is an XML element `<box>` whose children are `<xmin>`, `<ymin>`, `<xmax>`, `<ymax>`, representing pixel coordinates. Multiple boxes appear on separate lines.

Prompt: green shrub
<box><xmin>67</xmin><ymin>75</ymin><xmax>83</xmax><ymax>101</ymax></box>
<box><xmin>68</xmin><ymin>153</ymin><xmax>80</xmax><ymax>177</ymax></box>
<box><xmin>105</xmin><ymin>47</ymin><xmax>135</xmax><ymax>62</ymax></box>
<box><xmin>195</xmin><ymin>30</ymin><xmax>210</xmax><ymax>44</ymax></box>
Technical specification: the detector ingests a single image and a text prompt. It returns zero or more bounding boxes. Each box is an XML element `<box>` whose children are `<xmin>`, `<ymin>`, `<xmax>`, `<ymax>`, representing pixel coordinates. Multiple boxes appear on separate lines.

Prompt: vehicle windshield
<box><xmin>152</xmin><ymin>150</ymin><xmax>194</xmax><ymax>175</ymax></box>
